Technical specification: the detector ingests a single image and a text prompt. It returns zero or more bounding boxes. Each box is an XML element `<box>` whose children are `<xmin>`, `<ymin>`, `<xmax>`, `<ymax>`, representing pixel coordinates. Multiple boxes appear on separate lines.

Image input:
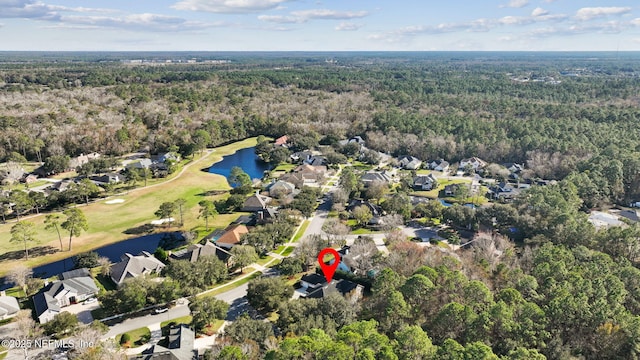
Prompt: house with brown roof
<box><xmin>242</xmin><ymin>192</ymin><xmax>273</xmax><ymax>212</ymax></box>
<box><xmin>293</xmin><ymin>164</ymin><xmax>327</xmax><ymax>184</ymax></box>
<box><xmin>274</xmin><ymin>135</ymin><xmax>289</xmax><ymax>147</ymax></box>
<box><xmin>215</xmin><ymin>224</ymin><xmax>249</xmax><ymax>249</ymax></box>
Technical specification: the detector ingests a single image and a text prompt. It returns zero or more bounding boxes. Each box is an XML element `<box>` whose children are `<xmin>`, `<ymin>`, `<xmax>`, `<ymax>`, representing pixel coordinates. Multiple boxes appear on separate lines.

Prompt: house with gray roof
<box><xmin>413</xmin><ymin>174</ymin><xmax>438</xmax><ymax>191</ymax></box>
<box><xmin>110</xmin><ymin>251</ymin><xmax>166</xmax><ymax>287</ymax></box>
<box><xmin>429</xmin><ymin>159</ymin><xmax>450</xmax><ymax>172</ymax></box>
<box><xmin>268</xmin><ymin>180</ymin><xmax>296</xmax><ymax>198</ymax></box>
<box><xmin>0</xmin><ymin>296</ymin><xmax>20</xmax><ymax>320</ymax></box>
<box><xmin>398</xmin><ymin>155</ymin><xmax>422</xmax><ymax>170</ymax></box>
<box><xmin>131</xmin><ymin>324</ymin><xmax>196</xmax><ymax>360</ymax></box>
<box><xmin>360</xmin><ymin>171</ymin><xmax>392</xmax><ymax>187</ymax></box>
<box><xmin>169</xmin><ymin>241</ymin><xmax>233</xmax><ymax>267</ymax></box>
<box><xmin>33</xmin><ymin>276</ymin><xmax>98</xmax><ymax>324</ymax></box>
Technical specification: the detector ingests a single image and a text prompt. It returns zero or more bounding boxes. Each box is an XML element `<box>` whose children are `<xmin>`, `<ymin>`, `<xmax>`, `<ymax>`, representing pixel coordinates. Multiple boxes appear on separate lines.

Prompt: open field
<box><xmin>0</xmin><ymin>138</ymin><xmax>258</xmax><ymax>277</ymax></box>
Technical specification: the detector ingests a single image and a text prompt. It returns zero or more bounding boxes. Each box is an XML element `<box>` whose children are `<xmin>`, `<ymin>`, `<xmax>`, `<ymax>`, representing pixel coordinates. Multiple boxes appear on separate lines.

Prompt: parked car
<box><xmin>154</xmin><ymin>307</ymin><xmax>169</xmax><ymax>314</ymax></box>
<box><xmin>83</xmin><ymin>297</ymin><xmax>98</xmax><ymax>305</ymax></box>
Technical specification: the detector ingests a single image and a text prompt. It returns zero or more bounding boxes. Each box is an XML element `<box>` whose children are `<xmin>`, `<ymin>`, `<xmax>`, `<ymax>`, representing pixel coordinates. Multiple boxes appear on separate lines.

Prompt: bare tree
<box><xmin>322</xmin><ymin>218</ymin><xmax>351</xmax><ymax>247</ymax></box>
<box><xmin>7</xmin><ymin>264</ymin><xmax>32</xmax><ymax>295</ymax></box>
<box><xmin>346</xmin><ymin>236</ymin><xmax>379</xmax><ymax>275</ymax></box>
<box><xmin>14</xmin><ymin>310</ymin><xmax>43</xmax><ymax>360</ymax></box>
<box><xmin>70</xmin><ymin>324</ymin><xmax>123</xmax><ymax>360</ymax></box>
<box><xmin>384</xmin><ymin>228</ymin><xmax>407</xmax><ymax>246</ymax></box>
<box><xmin>97</xmin><ymin>257</ymin><xmax>112</xmax><ymax>277</ymax></box>
<box><xmin>295</xmin><ymin>234</ymin><xmax>326</xmax><ymax>271</ymax></box>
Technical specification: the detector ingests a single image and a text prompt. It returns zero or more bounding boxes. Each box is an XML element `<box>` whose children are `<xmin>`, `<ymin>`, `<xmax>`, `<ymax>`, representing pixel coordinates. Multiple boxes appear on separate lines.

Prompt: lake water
<box><xmin>208</xmin><ymin>146</ymin><xmax>271</xmax><ymax>184</ymax></box>
<box><xmin>1</xmin><ymin>232</ymin><xmax>180</xmax><ymax>289</ymax></box>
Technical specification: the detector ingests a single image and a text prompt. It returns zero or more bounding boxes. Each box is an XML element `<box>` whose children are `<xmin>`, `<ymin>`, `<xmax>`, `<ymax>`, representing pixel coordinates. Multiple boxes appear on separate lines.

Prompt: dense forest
<box><xmin>3</xmin><ymin>52</ymin><xmax>640</xmax><ymax>359</ymax></box>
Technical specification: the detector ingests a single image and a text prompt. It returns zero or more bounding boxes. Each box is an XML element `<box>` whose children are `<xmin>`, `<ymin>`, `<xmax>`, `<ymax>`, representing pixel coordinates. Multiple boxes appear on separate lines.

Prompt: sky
<box><xmin>1</xmin><ymin>0</ymin><xmax>640</xmax><ymax>51</ymax></box>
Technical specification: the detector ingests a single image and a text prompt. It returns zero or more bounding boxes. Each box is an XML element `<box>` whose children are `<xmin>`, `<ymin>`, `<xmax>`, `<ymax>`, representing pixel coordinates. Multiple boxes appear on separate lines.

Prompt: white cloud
<box><xmin>499</xmin><ymin>16</ymin><xmax>532</xmax><ymax>26</ymax></box>
<box><xmin>172</xmin><ymin>0</ymin><xmax>294</xmax><ymax>14</ymax></box>
<box><xmin>335</xmin><ymin>22</ymin><xmax>362</xmax><ymax>31</ymax></box>
<box><xmin>258</xmin><ymin>8</ymin><xmax>368</xmax><ymax>23</ymax></box>
<box><xmin>499</xmin><ymin>0</ymin><xmax>529</xmax><ymax>9</ymax></box>
<box><xmin>59</xmin><ymin>13</ymin><xmax>215</xmax><ymax>32</ymax></box>
<box><xmin>575</xmin><ymin>7</ymin><xmax>631</xmax><ymax>21</ymax></box>
<box><xmin>257</xmin><ymin>14</ymin><xmax>300</xmax><ymax>23</ymax></box>
<box><xmin>291</xmin><ymin>9</ymin><xmax>367</xmax><ymax>20</ymax></box>
<box><xmin>632</xmin><ymin>18</ymin><xmax>640</xmax><ymax>26</ymax></box>
<box><xmin>531</xmin><ymin>7</ymin><xmax>548</xmax><ymax>17</ymax></box>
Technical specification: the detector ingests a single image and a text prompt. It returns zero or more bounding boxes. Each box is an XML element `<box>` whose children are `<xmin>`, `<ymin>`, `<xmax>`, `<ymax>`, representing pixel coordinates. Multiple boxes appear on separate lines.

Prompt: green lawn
<box><xmin>272</xmin><ymin>164</ymin><xmax>296</xmax><ymax>172</ymax></box>
<box><xmin>4</xmin><ymin>287</ymin><xmax>26</xmax><ymax>299</ymax></box>
<box><xmin>161</xmin><ymin>315</ymin><xmax>193</xmax><ymax>336</ymax></box>
<box><xmin>199</xmin><ymin>270</ymin><xmax>261</xmax><ymax>298</ymax></box>
<box><xmin>280</xmin><ymin>246</ymin><xmax>295</xmax><ymax>257</ymax></box>
<box><xmin>351</xmin><ymin>227</ymin><xmax>381</xmax><ymax>235</ymax></box>
<box><xmin>116</xmin><ymin>327</ymin><xmax>151</xmax><ymax>348</ymax></box>
<box><xmin>292</xmin><ymin>220</ymin><xmax>311</xmax><ymax>242</ymax></box>
<box><xmin>0</xmin><ymin>138</ymin><xmax>258</xmax><ymax>277</ymax></box>
<box><xmin>256</xmin><ymin>255</ymin><xmax>274</xmax><ymax>266</ymax></box>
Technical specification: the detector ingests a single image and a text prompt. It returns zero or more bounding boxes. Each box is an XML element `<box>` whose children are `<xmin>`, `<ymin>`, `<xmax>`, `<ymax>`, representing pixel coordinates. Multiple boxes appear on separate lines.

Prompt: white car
<box><xmin>154</xmin><ymin>307</ymin><xmax>169</xmax><ymax>314</ymax></box>
<box><xmin>83</xmin><ymin>298</ymin><xmax>98</xmax><ymax>305</ymax></box>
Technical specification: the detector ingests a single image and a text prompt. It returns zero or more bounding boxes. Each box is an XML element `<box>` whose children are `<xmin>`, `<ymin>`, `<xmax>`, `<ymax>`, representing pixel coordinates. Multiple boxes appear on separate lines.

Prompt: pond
<box><xmin>0</xmin><ymin>232</ymin><xmax>181</xmax><ymax>289</ymax></box>
<box><xmin>208</xmin><ymin>146</ymin><xmax>271</xmax><ymax>185</ymax></box>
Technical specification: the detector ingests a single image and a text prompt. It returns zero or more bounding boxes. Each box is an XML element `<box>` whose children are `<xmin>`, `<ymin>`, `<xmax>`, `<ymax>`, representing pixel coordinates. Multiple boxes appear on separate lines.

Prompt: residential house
<box><xmin>398</xmin><ymin>155</ymin><xmax>422</xmax><ymax>170</ymax></box>
<box><xmin>90</xmin><ymin>172</ymin><xmax>123</xmax><ymax>185</ymax></box>
<box><xmin>241</xmin><ymin>192</ymin><xmax>273</xmax><ymax>212</ymax></box>
<box><xmin>48</xmin><ymin>179</ymin><xmax>74</xmax><ymax>192</ymax></box>
<box><xmin>360</xmin><ymin>171</ymin><xmax>392</xmax><ymax>187</ymax></box>
<box><xmin>488</xmin><ymin>182</ymin><xmax>521</xmax><ymax>201</ymax></box>
<box><xmin>293</xmin><ymin>164</ymin><xmax>327</xmax><ymax>184</ymax></box>
<box><xmin>132</xmin><ymin>324</ymin><xmax>197</xmax><ymax>360</ymax></box>
<box><xmin>21</xmin><ymin>174</ymin><xmax>38</xmax><ymax>184</ymax></box>
<box><xmin>110</xmin><ymin>251</ymin><xmax>166</xmax><ymax>287</ymax></box>
<box><xmin>290</xmin><ymin>151</ymin><xmax>313</xmax><ymax>163</ymax></box>
<box><xmin>153</xmin><ymin>152</ymin><xmax>181</xmax><ymax>164</ymax></box>
<box><xmin>588</xmin><ymin>211</ymin><xmax>625</xmax><ymax>230</ymax></box>
<box><xmin>69</xmin><ymin>152</ymin><xmax>100</xmax><ymax>169</ymax></box>
<box><xmin>347</xmin><ymin>199</ymin><xmax>383</xmax><ymax>225</ymax></box>
<box><xmin>169</xmin><ymin>241</ymin><xmax>233</xmax><ymax>267</ymax></box>
<box><xmin>338</xmin><ymin>136</ymin><xmax>366</xmax><ymax>147</ymax></box>
<box><xmin>298</xmin><ymin>276</ymin><xmax>364</xmax><ymax>304</ymax></box>
<box><xmin>256</xmin><ymin>207</ymin><xmax>278</xmax><ymax>225</ymax></box>
<box><xmin>126</xmin><ymin>158</ymin><xmax>153</xmax><ymax>170</ymax></box>
<box><xmin>59</xmin><ymin>268</ymin><xmax>90</xmax><ymax>280</ymax></box>
<box><xmin>268</xmin><ymin>180</ymin><xmax>296</xmax><ymax>198</ymax></box>
<box><xmin>459</xmin><ymin>157</ymin><xmax>487</xmax><ymax>171</ymax></box>
<box><xmin>413</xmin><ymin>174</ymin><xmax>438</xmax><ymax>191</ymax></box>
<box><xmin>429</xmin><ymin>159</ymin><xmax>450</xmax><ymax>172</ymax></box>
<box><xmin>0</xmin><ymin>296</ymin><xmax>20</xmax><ymax>320</ymax></box>
<box><xmin>304</xmin><ymin>156</ymin><xmax>327</xmax><ymax>167</ymax></box>
<box><xmin>274</xmin><ymin>135</ymin><xmax>289</xmax><ymax>147</ymax></box>
<box><xmin>33</xmin><ymin>276</ymin><xmax>99</xmax><ymax>324</ymax></box>
<box><xmin>279</xmin><ymin>173</ymin><xmax>304</xmax><ymax>189</ymax></box>
<box><xmin>502</xmin><ymin>163</ymin><xmax>524</xmax><ymax>174</ymax></box>
<box><xmin>444</xmin><ymin>184</ymin><xmax>461</xmax><ymax>197</ymax></box>
<box><xmin>215</xmin><ymin>224</ymin><xmax>249</xmax><ymax>249</ymax></box>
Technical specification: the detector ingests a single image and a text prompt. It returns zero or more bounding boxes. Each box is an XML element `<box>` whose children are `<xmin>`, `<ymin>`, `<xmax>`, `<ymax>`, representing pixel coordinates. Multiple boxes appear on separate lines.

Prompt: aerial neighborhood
<box><xmin>2</xmin><ymin>52</ymin><xmax>640</xmax><ymax>359</ymax></box>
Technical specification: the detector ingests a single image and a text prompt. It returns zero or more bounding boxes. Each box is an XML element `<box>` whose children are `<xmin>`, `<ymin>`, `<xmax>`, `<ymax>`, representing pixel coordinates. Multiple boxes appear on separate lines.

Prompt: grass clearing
<box><xmin>0</xmin><ymin>138</ymin><xmax>258</xmax><ymax>277</ymax></box>
<box><xmin>116</xmin><ymin>326</ymin><xmax>151</xmax><ymax>348</ymax></box>
<box><xmin>256</xmin><ymin>255</ymin><xmax>273</xmax><ymax>266</ymax></box>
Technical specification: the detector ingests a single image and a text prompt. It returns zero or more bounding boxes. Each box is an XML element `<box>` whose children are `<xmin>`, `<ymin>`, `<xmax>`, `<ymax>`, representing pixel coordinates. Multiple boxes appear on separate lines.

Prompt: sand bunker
<box><xmin>105</xmin><ymin>199</ymin><xmax>125</xmax><ymax>204</ymax></box>
<box><xmin>151</xmin><ymin>218</ymin><xmax>175</xmax><ymax>225</ymax></box>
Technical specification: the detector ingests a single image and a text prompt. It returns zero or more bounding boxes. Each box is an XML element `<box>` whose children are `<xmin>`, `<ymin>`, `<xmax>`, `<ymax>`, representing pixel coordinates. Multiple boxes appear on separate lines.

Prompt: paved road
<box><xmin>102</xmin><ymin>304</ymin><xmax>191</xmax><ymax>339</ymax></box>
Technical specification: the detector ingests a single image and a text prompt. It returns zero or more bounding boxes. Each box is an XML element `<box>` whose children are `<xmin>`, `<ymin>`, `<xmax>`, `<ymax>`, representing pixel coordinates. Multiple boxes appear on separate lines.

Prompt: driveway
<box><xmin>61</xmin><ymin>301</ymin><xmax>100</xmax><ymax>324</ymax></box>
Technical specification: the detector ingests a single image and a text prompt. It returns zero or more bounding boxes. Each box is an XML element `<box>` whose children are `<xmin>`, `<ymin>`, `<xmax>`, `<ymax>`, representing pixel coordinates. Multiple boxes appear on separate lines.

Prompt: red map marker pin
<box><xmin>318</xmin><ymin>248</ymin><xmax>341</xmax><ymax>283</ymax></box>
